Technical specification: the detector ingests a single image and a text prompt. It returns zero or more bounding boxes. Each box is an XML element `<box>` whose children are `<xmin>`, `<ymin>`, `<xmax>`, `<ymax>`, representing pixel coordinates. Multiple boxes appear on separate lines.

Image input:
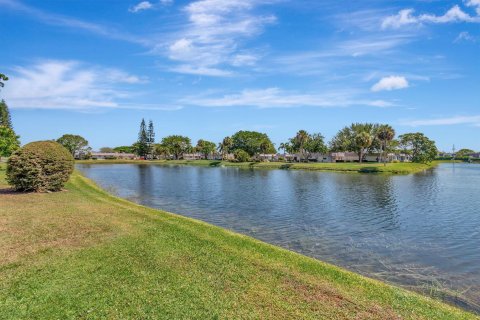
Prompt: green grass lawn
<box><xmin>76</xmin><ymin>159</ymin><xmax>434</xmax><ymax>174</ymax></box>
<box><xmin>0</xmin><ymin>164</ymin><xmax>477</xmax><ymax>319</ymax></box>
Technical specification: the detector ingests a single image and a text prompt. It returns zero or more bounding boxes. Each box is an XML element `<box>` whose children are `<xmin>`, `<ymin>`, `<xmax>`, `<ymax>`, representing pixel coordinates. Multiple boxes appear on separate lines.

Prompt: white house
<box><xmin>91</xmin><ymin>152</ymin><xmax>136</xmax><ymax>160</ymax></box>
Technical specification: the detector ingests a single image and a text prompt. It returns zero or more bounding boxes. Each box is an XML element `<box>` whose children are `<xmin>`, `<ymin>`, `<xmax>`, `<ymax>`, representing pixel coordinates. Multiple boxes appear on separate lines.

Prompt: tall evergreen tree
<box><xmin>0</xmin><ymin>100</ymin><xmax>12</xmax><ymax>129</ymax></box>
<box><xmin>136</xmin><ymin>119</ymin><xmax>149</xmax><ymax>158</ymax></box>
<box><xmin>147</xmin><ymin>120</ymin><xmax>155</xmax><ymax>158</ymax></box>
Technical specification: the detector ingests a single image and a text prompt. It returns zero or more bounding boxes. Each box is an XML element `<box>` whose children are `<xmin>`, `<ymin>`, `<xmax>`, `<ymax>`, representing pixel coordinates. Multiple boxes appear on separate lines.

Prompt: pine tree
<box><xmin>136</xmin><ymin>119</ymin><xmax>149</xmax><ymax>158</ymax></box>
<box><xmin>0</xmin><ymin>100</ymin><xmax>12</xmax><ymax>129</ymax></box>
<box><xmin>147</xmin><ymin>120</ymin><xmax>155</xmax><ymax>159</ymax></box>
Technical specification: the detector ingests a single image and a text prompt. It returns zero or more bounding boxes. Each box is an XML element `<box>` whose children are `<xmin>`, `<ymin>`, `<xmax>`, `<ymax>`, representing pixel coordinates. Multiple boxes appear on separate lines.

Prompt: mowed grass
<box><xmin>76</xmin><ymin>159</ymin><xmax>434</xmax><ymax>174</ymax></box>
<box><xmin>0</xmin><ymin>164</ymin><xmax>477</xmax><ymax>319</ymax></box>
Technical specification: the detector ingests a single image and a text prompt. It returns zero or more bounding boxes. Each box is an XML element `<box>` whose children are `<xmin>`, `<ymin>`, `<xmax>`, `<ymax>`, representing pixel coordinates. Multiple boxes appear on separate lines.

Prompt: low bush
<box><xmin>6</xmin><ymin>141</ymin><xmax>74</xmax><ymax>192</ymax></box>
<box><xmin>234</xmin><ymin>149</ymin><xmax>251</xmax><ymax>162</ymax></box>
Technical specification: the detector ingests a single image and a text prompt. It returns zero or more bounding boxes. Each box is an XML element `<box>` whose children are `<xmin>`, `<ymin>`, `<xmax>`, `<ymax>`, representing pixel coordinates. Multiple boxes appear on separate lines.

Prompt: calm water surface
<box><xmin>77</xmin><ymin>163</ymin><xmax>480</xmax><ymax>312</ymax></box>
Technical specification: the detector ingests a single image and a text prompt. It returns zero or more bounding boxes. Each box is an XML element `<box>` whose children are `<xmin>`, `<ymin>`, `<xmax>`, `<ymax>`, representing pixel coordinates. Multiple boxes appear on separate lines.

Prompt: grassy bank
<box><xmin>76</xmin><ymin>159</ymin><xmax>434</xmax><ymax>174</ymax></box>
<box><xmin>0</xmin><ymin>164</ymin><xmax>476</xmax><ymax>319</ymax></box>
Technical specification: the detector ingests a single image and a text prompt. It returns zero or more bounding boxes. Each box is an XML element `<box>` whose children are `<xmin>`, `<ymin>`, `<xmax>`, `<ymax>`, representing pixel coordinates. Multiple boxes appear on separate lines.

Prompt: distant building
<box><xmin>277</xmin><ymin>152</ymin><xmax>411</xmax><ymax>163</ymax></box>
<box><xmin>90</xmin><ymin>152</ymin><xmax>136</xmax><ymax>160</ymax></box>
<box><xmin>183</xmin><ymin>152</ymin><xmax>232</xmax><ymax>161</ymax></box>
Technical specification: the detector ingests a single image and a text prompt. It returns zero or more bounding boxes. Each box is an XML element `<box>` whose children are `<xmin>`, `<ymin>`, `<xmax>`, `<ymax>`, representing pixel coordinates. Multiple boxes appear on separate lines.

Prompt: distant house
<box><xmin>469</xmin><ymin>153</ymin><xmax>480</xmax><ymax>159</ymax></box>
<box><xmin>253</xmin><ymin>154</ymin><xmax>277</xmax><ymax>162</ymax></box>
<box><xmin>91</xmin><ymin>152</ymin><xmax>136</xmax><ymax>160</ymax></box>
<box><xmin>278</xmin><ymin>152</ymin><xmax>411</xmax><ymax>163</ymax></box>
<box><xmin>183</xmin><ymin>153</ymin><xmax>204</xmax><ymax>160</ymax></box>
<box><xmin>183</xmin><ymin>152</ymin><xmax>230</xmax><ymax>161</ymax></box>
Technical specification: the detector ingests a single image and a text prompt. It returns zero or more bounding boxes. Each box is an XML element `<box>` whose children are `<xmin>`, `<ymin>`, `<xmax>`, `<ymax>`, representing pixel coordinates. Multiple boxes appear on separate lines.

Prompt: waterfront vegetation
<box><xmin>76</xmin><ymin>159</ymin><xmax>434</xmax><ymax>174</ymax></box>
<box><xmin>0</xmin><ymin>163</ymin><xmax>477</xmax><ymax>319</ymax></box>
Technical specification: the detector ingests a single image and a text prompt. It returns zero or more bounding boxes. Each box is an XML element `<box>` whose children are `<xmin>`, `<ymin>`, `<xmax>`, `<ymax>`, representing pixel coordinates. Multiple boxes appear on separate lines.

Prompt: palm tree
<box><xmin>355</xmin><ymin>131</ymin><xmax>373</xmax><ymax>163</ymax></box>
<box><xmin>377</xmin><ymin>125</ymin><xmax>395</xmax><ymax>165</ymax></box>
<box><xmin>278</xmin><ymin>142</ymin><xmax>286</xmax><ymax>155</ymax></box>
<box><xmin>218</xmin><ymin>136</ymin><xmax>233</xmax><ymax>160</ymax></box>
<box><xmin>294</xmin><ymin>130</ymin><xmax>309</xmax><ymax>162</ymax></box>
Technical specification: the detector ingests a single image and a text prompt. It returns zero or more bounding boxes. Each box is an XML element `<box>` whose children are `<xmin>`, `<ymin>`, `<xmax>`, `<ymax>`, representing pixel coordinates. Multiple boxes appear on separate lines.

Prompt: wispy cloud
<box><xmin>269</xmin><ymin>35</ymin><xmax>412</xmax><ymax>77</ymax></box>
<box><xmin>129</xmin><ymin>0</ymin><xmax>173</xmax><ymax>13</ymax></box>
<box><xmin>402</xmin><ymin>115</ymin><xmax>480</xmax><ymax>126</ymax></box>
<box><xmin>0</xmin><ymin>60</ymin><xmax>175</xmax><ymax>111</ymax></box>
<box><xmin>129</xmin><ymin>1</ymin><xmax>153</xmax><ymax>13</ymax></box>
<box><xmin>371</xmin><ymin>76</ymin><xmax>409</xmax><ymax>92</ymax></box>
<box><xmin>382</xmin><ymin>4</ymin><xmax>480</xmax><ymax>29</ymax></box>
<box><xmin>180</xmin><ymin>87</ymin><xmax>393</xmax><ymax>109</ymax></box>
<box><xmin>153</xmin><ymin>0</ymin><xmax>276</xmax><ymax>76</ymax></box>
<box><xmin>455</xmin><ymin>31</ymin><xmax>477</xmax><ymax>43</ymax></box>
<box><xmin>0</xmin><ymin>0</ymin><xmax>150</xmax><ymax>45</ymax></box>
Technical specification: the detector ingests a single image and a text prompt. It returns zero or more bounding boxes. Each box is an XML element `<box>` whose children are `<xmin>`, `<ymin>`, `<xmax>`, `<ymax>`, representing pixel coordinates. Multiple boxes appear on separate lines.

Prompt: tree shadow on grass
<box><xmin>209</xmin><ymin>161</ymin><xmax>222</xmax><ymax>167</ymax></box>
<box><xmin>280</xmin><ymin>164</ymin><xmax>293</xmax><ymax>170</ymax></box>
<box><xmin>0</xmin><ymin>187</ymin><xmax>20</xmax><ymax>195</ymax></box>
<box><xmin>359</xmin><ymin>167</ymin><xmax>381</xmax><ymax>173</ymax></box>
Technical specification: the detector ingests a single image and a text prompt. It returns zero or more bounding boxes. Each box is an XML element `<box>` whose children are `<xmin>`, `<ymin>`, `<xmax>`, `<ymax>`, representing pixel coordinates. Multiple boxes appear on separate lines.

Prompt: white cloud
<box><xmin>371</xmin><ymin>76</ymin><xmax>409</xmax><ymax>92</ymax></box>
<box><xmin>129</xmin><ymin>1</ymin><xmax>153</xmax><ymax>13</ymax></box>
<box><xmin>156</xmin><ymin>0</ymin><xmax>276</xmax><ymax>76</ymax></box>
<box><xmin>2</xmin><ymin>60</ymin><xmax>151</xmax><ymax>110</ymax></box>
<box><xmin>180</xmin><ymin>87</ymin><xmax>393</xmax><ymax>109</ymax></box>
<box><xmin>455</xmin><ymin>31</ymin><xmax>477</xmax><ymax>42</ymax></box>
<box><xmin>382</xmin><ymin>4</ymin><xmax>480</xmax><ymax>29</ymax></box>
<box><xmin>403</xmin><ymin>115</ymin><xmax>480</xmax><ymax>126</ymax></box>
<box><xmin>466</xmin><ymin>0</ymin><xmax>480</xmax><ymax>15</ymax></box>
<box><xmin>170</xmin><ymin>65</ymin><xmax>233</xmax><ymax>77</ymax></box>
<box><xmin>231</xmin><ymin>54</ymin><xmax>259</xmax><ymax>67</ymax></box>
<box><xmin>382</xmin><ymin>9</ymin><xmax>419</xmax><ymax>29</ymax></box>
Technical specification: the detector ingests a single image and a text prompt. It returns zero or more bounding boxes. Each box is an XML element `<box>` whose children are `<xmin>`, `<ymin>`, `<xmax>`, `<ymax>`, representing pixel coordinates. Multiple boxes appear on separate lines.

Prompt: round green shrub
<box><xmin>6</xmin><ymin>141</ymin><xmax>74</xmax><ymax>192</ymax></box>
<box><xmin>234</xmin><ymin>149</ymin><xmax>251</xmax><ymax>163</ymax></box>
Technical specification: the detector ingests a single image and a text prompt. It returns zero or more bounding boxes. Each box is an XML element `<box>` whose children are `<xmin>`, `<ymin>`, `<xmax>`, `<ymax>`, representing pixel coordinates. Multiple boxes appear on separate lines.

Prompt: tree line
<box><xmin>96</xmin><ymin>119</ymin><xmax>440</xmax><ymax>164</ymax></box>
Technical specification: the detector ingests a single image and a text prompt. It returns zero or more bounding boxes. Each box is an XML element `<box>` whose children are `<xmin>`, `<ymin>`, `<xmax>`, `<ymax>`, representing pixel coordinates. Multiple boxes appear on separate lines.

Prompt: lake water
<box><xmin>77</xmin><ymin>163</ymin><xmax>480</xmax><ymax>312</ymax></box>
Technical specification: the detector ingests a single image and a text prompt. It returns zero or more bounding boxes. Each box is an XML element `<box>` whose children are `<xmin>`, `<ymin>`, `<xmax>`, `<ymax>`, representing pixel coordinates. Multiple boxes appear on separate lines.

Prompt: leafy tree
<box><xmin>330</xmin><ymin>123</ymin><xmax>380</xmax><ymax>162</ymax></box>
<box><xmin>234</xmin><ymin>149</ymin><xmax>250</xmax><ymax>162</ymax></box>
<box><xmin>153</xmin><ymin>144</ymin><xmax>170</xmax><ymax>159</ymax></box>
<box><xmin>196</xmin><ymin>139</ymin><xmax>216</xmax><ymax>159</ymax></box>
<box><xmin>161</xmin><ymin>135</ymin><xmax>191</xmax><ymax>160</ymax></box>
<box><xmin>456</xmin><ymin>148</ymin><xmax>475</xmax><ymax>158</ymax></box>
<box><xmin>287</xmin><ymin>130</ymin><xmax>327</xmax><ymax>161</ymax></box>
<box><xmin>355</xmin><ymin>131</ymin><xmax>372</xmax><ymax>163</ymax></box>
<box><xmin>399</xmin><ymin>133</ymin><xmax>438</xmax><ymax>163</ymax></box>
<box><xmin>99</xmin><ymin>147</ymin><xmax>114</xmax><ymax>153</ymax></box>
<box><xmin>0</xmin><ymin>100</ymin><xmax>12</xmax><ymax>128</ymax></box>
<box><xmin>376</xmin><ymin>125</ymin><xmax>396</xmax><ymax>165</ymax></box>
<box><xmin>57</xmin><ymin>134</ymin><xmax>90</xmax><ymax>158</ymax></box>
<box><xmin>0</xmin><ymin>126</ymin><xmax>20</xmax><ymax>159</ymax></box>
<box><xmin>305</xmin><ymin>133</ymin><xmax>328</xmax><ymax>154</ymax></box>
<box><xmin>0</xmin><ymin>73</ymin><xmax>8</xmax><ymax>89</ymax></box>
<box><xmin>113</xmin><ymin>146</ymin><xmax>135</xmax><ymax>153</ymax></box>
<box><xmin>218</xmin><ymin>136</ymin><xmax>233</xmax><ymax>160</ymax></box>
<box><xmin>135</xmin><ymin>119</ymin><xmax>149</xmax><ymax>158</ymax></box>
<box><xmin>147</xmin><ymin>120</ymin><xmax>155</xmax><ymax>158</ymax></box>
<box><xmin>230</xmin><ymin>131</ymin><xmax>276</xmax><ymax>156</ymax></box>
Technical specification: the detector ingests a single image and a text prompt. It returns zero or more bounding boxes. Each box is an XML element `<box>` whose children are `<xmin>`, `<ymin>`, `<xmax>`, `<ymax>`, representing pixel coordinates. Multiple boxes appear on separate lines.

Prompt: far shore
<box><xmin>76</xmin><ymin>159</ymin><xmax>437</xmax><ymax>174</ymax></box>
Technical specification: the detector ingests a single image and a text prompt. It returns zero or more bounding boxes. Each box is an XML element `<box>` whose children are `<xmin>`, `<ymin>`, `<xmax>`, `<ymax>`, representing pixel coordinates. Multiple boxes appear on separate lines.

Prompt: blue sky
<box><xmin>0</xmin><ymin>0</ymin><xmax>479</xmax><ymax>151</ymax></box>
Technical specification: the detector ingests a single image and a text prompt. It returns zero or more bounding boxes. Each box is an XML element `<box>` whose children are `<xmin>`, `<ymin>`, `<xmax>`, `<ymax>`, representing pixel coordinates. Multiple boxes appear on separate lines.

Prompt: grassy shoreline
<box><xmin>76</xmin><ymin>159</ymin><xmax>435</xmax><ymax>174</ymax></box>
<box><xmin>0</xmin><ymin>164</ymin><xmax>477</xmax><ymax>319</ymax></box>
